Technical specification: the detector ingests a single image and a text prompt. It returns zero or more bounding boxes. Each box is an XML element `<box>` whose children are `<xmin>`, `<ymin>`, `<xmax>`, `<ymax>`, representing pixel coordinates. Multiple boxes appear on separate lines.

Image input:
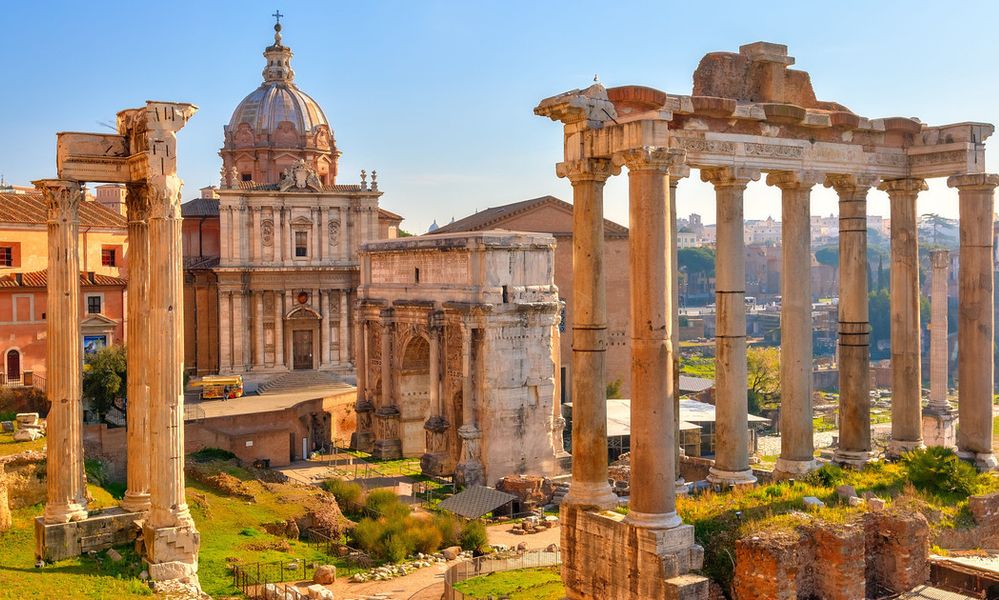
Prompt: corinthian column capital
<box><xmin>147</xmin><ymin>174</ymin><xmax>184</xmax><ymax>220</ymax></box>
<box><xmin>947</xmin><ymin>173</ymin><xmax>999</xmax><ymax>191</ymax></box>
<box><xmin>765</xmin><ymin>170</ymin><xmax>823</xmax><ymax>190</ymax></box>
<box><xmin>614</xmin><ymin>146</ymin><xmax>685</xmax><ymax>173</ymax></box>
<box><xmin>33</xmin><ymin>179</ymin><xmax>83</xmax><ymax>220</ymax></box>
<box><xmin>555</xmin><ymin>157</ymin><xmax>620</xmax><ymax>183</ymax></box>
<box><xmin>700</xmin><ymin>166</ymin><xmax>760</xmax><ymax>189</ymax></box>
<box><xmin>824</xmin><ymin>173</ymin><xmax>880</xmax><ymax>196</ymax></box>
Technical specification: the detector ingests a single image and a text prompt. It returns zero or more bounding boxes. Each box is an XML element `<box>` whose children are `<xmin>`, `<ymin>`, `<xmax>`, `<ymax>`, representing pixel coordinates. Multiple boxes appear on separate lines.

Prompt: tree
<box><xmin>920</xmin><ymin>213</ymin><xmax>957</xmax><ymax>247</ymax></box>
<box><xmin>868</xmin><ymin>289</ymin><xmax>891</xmax><ymax>360</ymax></box>
<box><xmin>82</xmin><ymin>345</ymin><xmax>127</xmax><ymax>419</ymax></box>
<box><xmin>747</xmin><ymin>347</ymin><xmax>780</xmax><ymax>412</ymax></box>
<box><xmin>678</xmin><ymin>247</ymin><xmax>716</xmax><ymax>277</ymax></box>
<box><xmin>814</xmin><ymin>245</ymin><xmax>838</xmax><ymax>267</ymax></box>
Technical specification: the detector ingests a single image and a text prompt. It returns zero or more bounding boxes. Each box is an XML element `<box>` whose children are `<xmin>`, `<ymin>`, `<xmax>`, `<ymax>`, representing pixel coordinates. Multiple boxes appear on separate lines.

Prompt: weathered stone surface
<box><xmin>13</xmin><ymin>413</ymin><xmax>45</xmax><ymax>441</ymax></box>
<box><xmin>312</xmin><ymin>564</ymin><xmax>336</xmax><ymax>585</ymax></box>
<box><xmin>969</xmin><ymin>492</ymin><xmax>999</xmax><ymax>526</ymax></box>
<box><xmin>733</xmin><ymin>531</ymin><xmax>811</xmax><ymax>600</ymax></box>
<box><xmin>803</xmin><ymin>496</ymin><xmax>824</xmax><ymax>510</ymax></box>
<box><xmin>34</xmin><ymin>509</ymin><xmax>141</xmax><ymax>562</ymax></box>
<box><xmin>442</xmin><ymin>546</ymin><xmax>461</xmax><ymax>561</ymax></box>
<box><xmin>496</xmin><ymin>475</ymin><xmax>553</xmax><ymax>507</ymax></box>
<box><xmin>813</xmin><ymin>524</ymin><xmax>866</xmax><ymax>600</ymax></box>
<box><xmin>835</xmin><ymin>485</ymin><xmax>857</xmax><ymax>500</ymax></box>
<box><xmin>864</xmin><ymin>510</ymin><xmax>930</xmax><ymax>594</ymax></box>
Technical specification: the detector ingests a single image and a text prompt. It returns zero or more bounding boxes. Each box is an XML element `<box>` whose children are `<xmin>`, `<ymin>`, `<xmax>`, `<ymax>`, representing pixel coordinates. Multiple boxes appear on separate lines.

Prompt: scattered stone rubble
<box><xmin>12</xmin><ymin>413</ymin><xmax>45</xmax><ymax>441</ymax></box>
<box><xmin>347</xmin><ymin>550</ymin><xmax>468</xmax><ymax>583</ymax></box>
<box><xmin>507</xmin><ymin>514</ymin><xmax>559</xmax><ymax>535</ymax></box>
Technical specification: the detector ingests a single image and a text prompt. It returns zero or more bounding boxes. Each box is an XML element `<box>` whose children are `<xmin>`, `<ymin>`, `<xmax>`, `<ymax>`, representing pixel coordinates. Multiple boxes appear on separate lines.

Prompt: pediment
<box><xmin>81</xmin><ymin>314</ymin><xmax>119</xmax><ymax>328</ymax></box>
<box><xmin>291</xmin><ymin>216</ymin><xmax>313</xmax><ymax>226</ymax></box>
<box><xmin>286</xmin><ymin>305</ymin><xmax>320</xmax><ymax>320</ymax></box>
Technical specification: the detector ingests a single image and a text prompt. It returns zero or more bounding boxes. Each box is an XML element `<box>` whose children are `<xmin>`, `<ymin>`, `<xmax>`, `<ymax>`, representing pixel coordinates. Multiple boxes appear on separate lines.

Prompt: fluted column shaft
<box><xmin>928</xmin><ymin>250</ymin><xmax>950</xmax><ymax>410</ymax></box>
<box><xmin>768</xmin><ymin>172</ymin><xmax>819</xmax><ymax>474</ymax></box>
<box><xmin>620</xmin><ymin>147</ymin><xmax>681</xmax><ymax>528</ymax></box>
<box><xmin>219</xmin><ymin>291</ymin><xmax>232</xmax><ymax>371</ymax></box>
<box><xmin>253</xmin><ymin>291</ymin><xmax>265</xmax><ymax>367</ymax></box>
<box><xmin>669</xmin><ymin>170</ymin><xmax>688</xmax><ymax>479</ymax></box>
<box><xmin>122</xmin><ymin>183</ymin><xmax>151</xmax><ymax>512</ymax></box>
<box><xmin>948</xmin><ymin>174</ymin><xmax>999</xmax><ymax>469</ymax></box>
<box><xmin>274</xmin><ymin>292</ymin><xmax>284</xmax><ymax>367</ymax></box>
<box><xmin>703</xmin><ymin>167</ymin><xmax>758</xmax><ymax>486</ymax></box>
<box><xmin>828</xmin><ymin>175</ymin><xmax>876</xmax><ymax>466</ymax></box>
<box><xmin>146</xmin><ymin>174</ymin><xmax>195</xmax><ymax>530</ymax></box>
<box><xmin>339</xmin><ymin>291</ymin><xmax>350</xmax><ymax>363</ymax></box>
<box><xmin>558</xmin><ymin>158</ymin><xmax>619</xmax><ymax>509</ymax></box>
<box><xmin>36</xmin><ymin>179</ymin><xmax>88</xmax><ymax>524</ymax></box>
<box><xmin>882</xmin><ymin>179</ymin><xmax>927</xmax><ymax>456</ymax></box>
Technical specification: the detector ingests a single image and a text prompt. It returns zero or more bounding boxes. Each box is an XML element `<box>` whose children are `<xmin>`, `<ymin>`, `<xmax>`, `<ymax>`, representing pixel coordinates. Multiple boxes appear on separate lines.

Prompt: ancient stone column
<box><xmin>422</xmin><ymin>318</ymin><xmax>448</xmax><ymax>476</ymax></box>
<box><xmin>827</xmin><ymin>174</ymin><xmax>877</xmax><ymax>467</ymax></box>
<box><xmin>251</xmin><ymin>206</ymin><xmax>262</xmax><ymax>262</ymax></box>
<box><xmin>923</xmin><ymin>249</ymin><xmax>955</xmax><ymax>447</ymax></box>
<box><xmin>373</xmin><ymin>312</ymin><xmax>401</xmax><ymax>458</ymax></box>
<box><xmin>948</xmin><ymin>173</ymin><xmax>999</xmax><ymax>469</ymax></box>
<box><xmin>768</xmin><ymin>171</ymin><xmax>820</xmax><ymax>475</ymax></box>
<box><xmin>556</xmin><ymin>158</ymin><xmax>619</xmax><ymax>509</ymax></box>
<box><xmin>669</xmin><ymin>166</ymin><xmax>689</xmax><ymax>481</ymax></box>
<box><xmin>619</xmin><ymin>147</ymin><xmax>682</xmax><ymax>528</ymax></box>
<box><xmin>283</xmin><ymin>205</ymin><xmax>293</xmax><ymax>266</ymax></box>
<box><xmin>702</xmin><ymin>167</ymin><xmax>759</xmax><ymax>486</ymax></box>
<box><xmin>35</xmin><ymin>179</ymin><xmax>88</xmax><ymax>524</ymax></box>
<box><xmin>320</xmin><ymin>290</ymin><xmax>331</xmax><ymax>368</ymax></box>
<box><xmin>456</xmin><ymin>323</ymin><xmax>485</xmax><ymax>486</ymax></box>
<box><xmin>253</xmin><ymin>291</ymin><xmax>265</xmax><ymax>368</ymax></box>
<box><xmin>219</xmin><ymin>291</ymin><xmax>232</xmax><ymax>371</ymax></box>
<box><xmin>882</xmin><ymin>178</ymin><xmax>927</xmax><ymax>457</ymax></box>
<box><xmin>121</xmin><ymin>183</ymin><xmax>151</xmax><ymax>513</ymax></box>
<box><xmin>352</xmin><ymin>317</ymin><xmax>375</xmax><ymax>451</ymax></box>
<box><xmin>339</xmin><ymin>291</ymin><xmax>350</xmax><ymax>364</ymax></box>
<box><xmin>274</xmin><ymin>291</ymin><xmax>284</xmax><ymax>367</ymax></box>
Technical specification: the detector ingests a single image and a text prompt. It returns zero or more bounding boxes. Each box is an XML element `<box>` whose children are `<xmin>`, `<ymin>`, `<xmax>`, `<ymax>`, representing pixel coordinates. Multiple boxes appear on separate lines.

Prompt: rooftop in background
<box><xmin>431</xmin><ymin>195</ymin><xmax>628</xmax><ymax>238</ymax></box>
<box><xmin>589</xmin><ymin>398</ymin><xmax>770</xmax><ymax>439</ymax></box>
<box><xmin>0</xmin><ymin>191</ymin><xmax>127</xmax><ymax>229</ymax></box>
<box><xmin>437</xmin><ymin>485</ymin><xmax>518</xmax><ymax>519</ymax></box>
<box><xmin>0</xmin><ymin>270</ymin><xmax>127</xmax><ymax>288</ymax></box>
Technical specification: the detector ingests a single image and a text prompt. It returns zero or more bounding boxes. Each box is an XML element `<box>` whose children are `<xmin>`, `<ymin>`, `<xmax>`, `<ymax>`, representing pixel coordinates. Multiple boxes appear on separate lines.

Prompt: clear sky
<box><xmin>2</xmin><ymin>1</ymin><xmax>997</xmax><ymax>234</ymax></box>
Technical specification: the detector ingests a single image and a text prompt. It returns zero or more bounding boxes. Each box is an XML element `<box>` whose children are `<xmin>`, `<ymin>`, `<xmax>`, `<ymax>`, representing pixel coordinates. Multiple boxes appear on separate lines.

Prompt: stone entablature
<box><xmin>352</xmin><ymin>231</ymin><xmax>563</xmax><ymax>486</ymax></box>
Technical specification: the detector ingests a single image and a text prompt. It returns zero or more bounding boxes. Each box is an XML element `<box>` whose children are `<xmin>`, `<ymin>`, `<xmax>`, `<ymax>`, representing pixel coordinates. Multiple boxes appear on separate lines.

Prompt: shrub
<box><xmin>459</xmin><ymin>520</ymin><xmax>488</xmax><ymax>553</ymax></box>
<box><xmin>903</xmin><ymin>446</ymin><xmax>982</xmax><ymax>498</ymax></box>
<box><xmin>433</xmin><ymin>513</ymin><xmax>462</xmax><ymax>547</ymax></box>
<box><xmin>808</xmin><ymin>463</ymin><xmax>845</xmax><ymax>487</ymax></box>
<box><xmin>382</xmin><ymin>533</ymin><xmax>410</xmax><ymax>563</ymax></box>
<box><xmin>323</xmin><ymin>479</ymin><xmax>364</xmax><ymax>516</ymax></box>
<box><xmin>407</xmin><ymin>519</ymin><xmax>444</xmax><ymax>555</ymax></box>
<box><xmin>365</xmin><ymin>489</ymin><xmax>408</xmax><ymax>518</ymax></box>
<box><xmin>189</xmin><ymin>447</ymin><xmax>238</xmax><ymax>463</ymax></box>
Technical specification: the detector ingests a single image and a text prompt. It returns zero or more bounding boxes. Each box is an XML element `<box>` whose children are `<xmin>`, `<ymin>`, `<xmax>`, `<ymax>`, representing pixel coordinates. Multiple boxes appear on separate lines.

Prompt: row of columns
<box><xmin>218</xmin><ymin>288</ymin><xmax>352</xmax><ymax>371</ymax></box>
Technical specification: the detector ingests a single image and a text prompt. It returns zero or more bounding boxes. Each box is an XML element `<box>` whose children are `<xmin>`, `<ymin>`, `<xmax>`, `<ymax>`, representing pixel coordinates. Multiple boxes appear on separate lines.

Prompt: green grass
<box><xmin>680</xmin><ymin>355</ymin><xmax>716</xmax><ymax>380</ymax></box>
<box><xmin>452</xmin><ymin>566</ymin><xmax>564</xmax><ymax>600</ymax></box>
<box><xmin>812</xmin><ymin>415</ymin><xmax>837</xmax><ymax>432</ymax></box>
<box><xmin>0</xmin><ymin>430</ymin><xmax>46</xmax><ymax>456</ymax></box>
<box><xmin>0</xmin><ymin>485</ymin><xmax>152</xmax><ymax>600</ymax></box>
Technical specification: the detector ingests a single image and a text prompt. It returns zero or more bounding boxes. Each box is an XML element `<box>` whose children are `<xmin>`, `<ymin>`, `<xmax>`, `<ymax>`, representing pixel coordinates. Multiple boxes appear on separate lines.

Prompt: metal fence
<box><xmin>232</xmin><ymin>560</ymin><xmax>316</xmax><ymax>600</ymax></box>
<box><xmin>443</xmin><ymin>548</ymin><xmax>562</xmax><ymax>600</ymax></box>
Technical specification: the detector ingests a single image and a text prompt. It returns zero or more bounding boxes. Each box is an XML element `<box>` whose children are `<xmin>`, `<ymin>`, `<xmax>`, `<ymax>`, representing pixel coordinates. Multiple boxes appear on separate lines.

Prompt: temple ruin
<box><xmin>33</xmin><ymin>101</ymin><xmax>201</xmax><ymax>586</ymax></box>
<box><xmin>351</xmin><ymin>231</ymin><xmax>564</xmax><ymax>486</ymax></box>
<box><xmin>536</xmin><ymin>41</ymin><xmax>995</xmax><ymax>599</ymax></box>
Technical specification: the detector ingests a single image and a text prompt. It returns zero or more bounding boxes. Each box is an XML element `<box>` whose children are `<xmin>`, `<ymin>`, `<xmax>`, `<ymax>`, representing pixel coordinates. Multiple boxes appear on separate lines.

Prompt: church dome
<box><xmin>228</xmin><ymin>83</ymin><xmax>329</xmax><ymax>136</ymax></box>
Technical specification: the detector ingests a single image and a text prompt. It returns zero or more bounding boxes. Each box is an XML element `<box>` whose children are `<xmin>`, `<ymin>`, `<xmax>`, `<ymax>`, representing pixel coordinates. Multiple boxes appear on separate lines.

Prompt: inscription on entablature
<box><xmin>868</xmin><ymin>152</ymin><xmax>908</xmax><ymax>168</ymax></box>
<box><xmin>743</xmin><ymin>142</ymin><xmax>803</xmax><ymax>159</ymax></box>
<box><xmin>810</xmin><ymin>145</ymin><xmax>863</xmax><ymax>164</ymax></box>
<box><xmin>908</xmin><ymin>150</ymin><xmax>968</xmax><ymax>167</ymax></box>
<box><xmin>673</xmin><ymin>137</ymin><xmax>736</xmax><ymax>155</ymax></box>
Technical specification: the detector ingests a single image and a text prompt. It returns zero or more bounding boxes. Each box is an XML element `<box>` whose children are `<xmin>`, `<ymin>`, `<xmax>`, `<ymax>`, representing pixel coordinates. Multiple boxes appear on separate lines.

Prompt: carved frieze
<box><xmin>261</xmin><ymin>219</ymin><xmax>274</xmax><ymax>246</ymax></box>
<box><xmin>743</xmin><ymin>142</ymin><xmax>803</xmax><ymax>159</ymax></box>
<box><xmin>908</xmin><ymin>150</ymin><xmax>968</xmax><ymax>167</ymax></box>
<box><xmin>673</xmin><ymin>136</ymin><xmax>736</xmax><ymax>155</ymax></box>
<box><xmin>328</xmin><ymin>219</ymin><xmax>340</xmax><ymax>248</ymax></box>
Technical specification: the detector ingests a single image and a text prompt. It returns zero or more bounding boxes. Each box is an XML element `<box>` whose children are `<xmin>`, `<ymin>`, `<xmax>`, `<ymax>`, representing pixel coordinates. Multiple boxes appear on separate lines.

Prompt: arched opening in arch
<box><xmin>398</xmin><ymin>336</ymin><xmax>431</xmax><ymax>457</ymax></box>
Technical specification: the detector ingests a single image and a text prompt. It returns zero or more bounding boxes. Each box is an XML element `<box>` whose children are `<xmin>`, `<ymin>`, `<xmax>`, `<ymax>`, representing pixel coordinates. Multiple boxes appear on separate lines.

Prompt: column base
<box><xmin>772</xmin><ymin>458</ymin><xmax>818</xmax><ymax>478</ymax></box>
<box><xmin>120</xmin><ymin>492</ymin><xmax>151</xmax><ymax>514</ymax></box>
<box><xmin>43</xmin><ymin>501</ymin><xmax>88</xmax><ymax>525</ymax></box>
<box><xmin>887</xmin><ymin>439</ymin><xmax>925</xmax><ymax>459</ymax></box>
<box><xmin>562</xmin><ymin>480</ymin><xmax>619</xmax><ymax>510</ymax></box>
<box><xmin>142</xmin><ymin>522</ymin><xmax>201</xmax><ymax>584</ymax></box>
<box><xmin>921</xmin><ymin>410</ymin><xmax>956</xmax><ymax>448</ymax></box>
<box><xmin>624</xmin><ymin>509</ymin><xmax>683</xmax><ymax>530</ymax></box>
<box><xmin>371</xmin><ymin>439</ymin><xmax>402</xmax><ymax>460</ymax></box>
<box><xmin>420</xmin><ymin>452</ymin><xmax>452</xmax><ymax>478</ymax></box>
<box><xmin>455</xmin><ymin>460</ymin><xmax>485</xmax><ymax>488</ymax></box>
<box><xmin>707</xmin><ymin>466</ymin><xmax>757</xmax><ymax>487</ymax></box>
<box><xmin>957</xmin><ymin>449</ymin><xmax>998</xmax><ymax>471</ymax></box>
<box><xmin>833</xmin><ymin>449</ymin><xmax>874</xmax><ymax>468</ymax></box>
<box><xmin>350</xmin><ymin>431</ymin><xmax>374</xmax><ymax>453</ymax></box>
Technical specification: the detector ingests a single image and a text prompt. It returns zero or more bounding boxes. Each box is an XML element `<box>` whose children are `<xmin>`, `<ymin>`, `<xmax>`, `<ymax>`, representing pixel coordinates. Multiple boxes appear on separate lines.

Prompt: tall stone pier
<box><xmin>949</xmin><ymin>174</ymin><xmax>999</xmax><ymax>470</ymax></box>
<box><xmin>828</xmin><ymin>175</ymin><xmax>875</xmax><ymax>467</ymax></box>
<box><xmin>923</xmin><ymin>249</ymin><xmax>955</xmax><ymax>447</ymax></box>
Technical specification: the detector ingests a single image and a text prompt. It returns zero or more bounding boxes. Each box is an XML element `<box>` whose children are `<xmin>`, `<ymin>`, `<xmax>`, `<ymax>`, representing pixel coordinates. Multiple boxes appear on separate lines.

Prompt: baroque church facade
<box><xmin>182</xmin><ymin>22</ymin><xmax>402</xmax><ymax>379</ymax></box>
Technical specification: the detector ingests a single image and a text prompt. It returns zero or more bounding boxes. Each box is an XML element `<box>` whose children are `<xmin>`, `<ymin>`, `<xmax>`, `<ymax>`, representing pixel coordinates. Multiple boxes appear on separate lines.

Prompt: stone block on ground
<box><xmin>803</xmin><ymin>496</ymin><xmax>824</xmax><ymax>510</ymax></box>
<box><xmin>848</xmin><ymin>496</ymin><xmax>864</xmax><ymax>507</ymax></box>
<box><xmin>868</xmin><ymin>498</ymin><xmax>886</xmax><ymax>511</ymax></box>
<box><xmin>312</xmin><ymin>564</ymin><xmax>336</xmax><ymax>584</ymax></box>
<box><xmin>835</xmin><ymin>485</ymin><xmax>857</xmax><ymax>500</ymax></box>
<box><xmin>442</xmin><ymin>546</ymin><xmax>461</xmax><ymax>560</ymax></box>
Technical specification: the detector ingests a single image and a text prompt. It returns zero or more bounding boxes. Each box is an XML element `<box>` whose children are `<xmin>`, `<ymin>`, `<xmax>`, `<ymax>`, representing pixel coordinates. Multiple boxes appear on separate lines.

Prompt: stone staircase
<box><xmin>257</xmin><ymin>371</ymin><xmax>348</xmax><ymax>395</ymax></box>
<box><xmin>550</xmin><ymin>479</ymin><xmax>571</xmax><ymax>506</ymax></box>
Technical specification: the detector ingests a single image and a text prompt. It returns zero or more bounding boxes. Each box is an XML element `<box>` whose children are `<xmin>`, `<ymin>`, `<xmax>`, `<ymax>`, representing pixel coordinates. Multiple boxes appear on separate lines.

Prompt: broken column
<box><xmin>558</xmin><ymin>158</ymin><xmax>619</xmax><ymax>509</ymax></box>
<box><xmin>619</xmin><ymin>146</ymin><xmax>682</xmax><ymax>528</ymax></box>
<box><xmin>121</xmin><ymin>183</ymin><xmax>151</xmax><ymax>513</ymax></box>
<box><xmin>768</xmin><ymin>171</ymin><xmax>820</xmax><ymax>476</ymax></box>
<box><xmin>35</xmin><ymin>179</ymin><xmax>88</xmax><ymax>524</ymax></box>
<box><xmin>827</xmin><ymin>174</ymin><xmax>876</xmax><ymax>467</ymax></box>
<box><xmin>948</xmin><ymin>173</ymin><xmax>999</xmax><ymax>470</ymax></box>
<box><xmin>702</xmin><ymin>166</ymin><xmax>759</xmax><ymax>486</ymax></box>
<box><xmin>923</xmin><ymin>249</ymin><xmax>955</xmax><ymax>447</ymax></box>
<box><xmin>882</xmin><ymin>178</ymin><xmax>927</xmax><ymax>457</ymax></box>
<box><xmin>137</xmin><ymin>103</ymin><xmax>201</xmax><ymax>584</ymax></box>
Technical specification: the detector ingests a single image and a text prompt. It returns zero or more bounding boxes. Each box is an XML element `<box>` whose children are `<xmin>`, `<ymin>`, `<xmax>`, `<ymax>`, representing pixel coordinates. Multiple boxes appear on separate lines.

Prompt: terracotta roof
<box><xmin>0</xmin><ymin>192</ymin><xmax>127</xmax><ymax>229</ymax></box>
<box><xmin>432</xmin><ymin>195</ymin><xmax>629</xmax><ymax>237</ymax></box>
<box><xmin>378</xmin><ymin>207</ymin><xmax>403</xmax><ymax>222</ymax></box>
<box><xmin>181</xmin><ymin>196</ymin><xmax>220</xmax><ymax>218</ymax></box>
<box><xmin>0</xmin><ymin>270</ymin><xmax>127</xmax><ymax>288</ymax></box>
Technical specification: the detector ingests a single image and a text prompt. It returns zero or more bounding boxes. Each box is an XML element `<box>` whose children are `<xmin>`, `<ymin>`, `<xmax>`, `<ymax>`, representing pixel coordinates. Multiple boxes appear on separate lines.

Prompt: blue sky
<box><xmin>2</xmin><ymin>1</ymin><xmax>997</xmax><ymax>234</ymax></box>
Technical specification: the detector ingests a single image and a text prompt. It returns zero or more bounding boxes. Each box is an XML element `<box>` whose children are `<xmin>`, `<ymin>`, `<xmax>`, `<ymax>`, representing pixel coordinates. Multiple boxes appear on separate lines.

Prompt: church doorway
<box><xmin>293</xmin><ymin>330</ymin><xmax>313</xmax><ymax>370</ymax></box>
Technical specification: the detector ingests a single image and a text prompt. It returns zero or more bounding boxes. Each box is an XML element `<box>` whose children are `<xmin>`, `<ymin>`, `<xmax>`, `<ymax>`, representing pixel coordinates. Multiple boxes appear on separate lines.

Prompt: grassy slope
<box><xmin>452</xmin><ymin>566</ymin><xmax>564</xmax><ymax>600</ymax></box>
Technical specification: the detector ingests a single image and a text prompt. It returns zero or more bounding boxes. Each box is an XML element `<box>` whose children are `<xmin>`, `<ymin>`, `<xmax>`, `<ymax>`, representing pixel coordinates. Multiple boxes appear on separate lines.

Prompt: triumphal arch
<box><xmin>536</xmin><ymin>42</ymin><xmax>995</xmax><ymax>599</ymax></box>
<box><xmin>351</xmin><ymin>231</ymin><xmax>564</xmax><ymax>486</ymax></box>
<box><xmin>33</xmin><ymin>101</ymin><xmax>201</xmax><ymax>586</ymax></box>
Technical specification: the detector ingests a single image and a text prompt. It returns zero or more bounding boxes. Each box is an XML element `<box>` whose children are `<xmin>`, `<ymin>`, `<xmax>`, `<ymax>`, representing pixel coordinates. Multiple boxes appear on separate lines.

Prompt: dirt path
<box><xmin>294</xmin><ymin>524</ymin><xmax>561</xmax><ymax>600</ymax></box>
